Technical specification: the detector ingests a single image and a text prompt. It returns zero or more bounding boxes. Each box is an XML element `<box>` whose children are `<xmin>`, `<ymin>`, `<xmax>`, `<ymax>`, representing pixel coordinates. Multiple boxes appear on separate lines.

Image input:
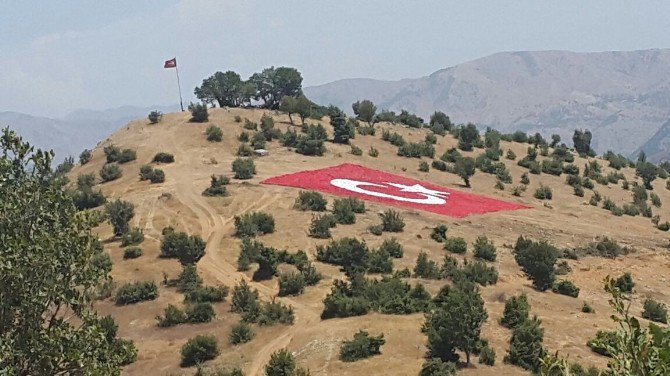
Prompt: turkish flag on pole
<box><xmin>164</xmin><ymin>58</ymin><xmax>177</xmax><ymax>68</ymax></box>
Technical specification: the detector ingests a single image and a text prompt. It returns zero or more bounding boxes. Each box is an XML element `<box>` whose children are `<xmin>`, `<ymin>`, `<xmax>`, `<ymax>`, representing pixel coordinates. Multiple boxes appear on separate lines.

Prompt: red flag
<box><xmin>164</xmin><ymin>58</ymin><xmax>177</xmax><ymax>69</ymax></box>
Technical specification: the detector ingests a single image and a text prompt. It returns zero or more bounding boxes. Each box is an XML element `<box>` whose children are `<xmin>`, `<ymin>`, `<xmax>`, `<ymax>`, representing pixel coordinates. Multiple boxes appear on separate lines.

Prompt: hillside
<box><xmin>304</xmin><ymin>49</ymin><xmax>670</xmax><ymax>159</ymax></box>
<box><xmin>72</xmin><ymin>108</ymin><xmax>670</xmax><ymax>375</ymax></box>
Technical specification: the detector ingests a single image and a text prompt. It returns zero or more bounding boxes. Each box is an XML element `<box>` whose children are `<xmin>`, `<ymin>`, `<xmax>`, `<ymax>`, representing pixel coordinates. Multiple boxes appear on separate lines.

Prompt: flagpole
<box><xmin>174</xmin><ymin>59</ymin><xmax>184</xmax><ymax>112</ymax></box>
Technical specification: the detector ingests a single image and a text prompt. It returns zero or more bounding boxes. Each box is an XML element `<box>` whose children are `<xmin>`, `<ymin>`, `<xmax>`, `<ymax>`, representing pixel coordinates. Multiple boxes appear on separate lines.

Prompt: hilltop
<box><xmin>70</xmin><ymin>107</ymin><xmax>670</xmax><ymax>375</ymax></box>
<box><xmin>305</xmin><ymin>49</ymin><xmax>670</xmax><ymax>160</ymax></box>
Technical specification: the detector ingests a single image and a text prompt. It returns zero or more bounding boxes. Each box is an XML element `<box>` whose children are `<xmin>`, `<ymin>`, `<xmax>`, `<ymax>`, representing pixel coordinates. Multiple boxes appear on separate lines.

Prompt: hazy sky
<box><xmin>1</xmin><ymin>0</ymin><xmax>668</xmax><ymax>117</ymax></box>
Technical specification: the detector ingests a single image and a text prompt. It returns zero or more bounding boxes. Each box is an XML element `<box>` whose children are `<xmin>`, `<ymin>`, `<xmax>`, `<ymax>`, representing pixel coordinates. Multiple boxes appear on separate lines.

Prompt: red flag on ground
<box><xmin>262</xmin><ymin>163</ymin><xmax>529</xmax><ymax>218</ymax></box>
<box><xmin>164</xmin><ymin>58</ymin><xmax>177</xmax><ymax>68</ymax></box>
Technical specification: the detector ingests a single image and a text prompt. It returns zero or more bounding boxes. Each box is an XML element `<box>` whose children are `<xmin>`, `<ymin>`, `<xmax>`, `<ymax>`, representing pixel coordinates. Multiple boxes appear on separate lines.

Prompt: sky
<box><xmin>1</xmin><ymin>0</ymin><xmax>669</xmax><ymax>117</ymax></box>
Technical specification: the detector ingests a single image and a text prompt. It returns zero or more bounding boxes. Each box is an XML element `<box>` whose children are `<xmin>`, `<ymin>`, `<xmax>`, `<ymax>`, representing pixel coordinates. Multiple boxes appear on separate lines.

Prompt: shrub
<box><xmin>332</xmin><ymin>198</ymin><xmax>356</xmax><ymax>224</ymax></box>
<box><xmin>365</xmin><ymin>249</ymin><xmax>394</xmax><ymax>274</ymax></box>
<box><xmin>251</xmin><ymin>132</ymin><xmax>266</xmax><ymax>149</ymax></box>
<box><xmin>368</xmin><ymin>146</ymin><xmax>379</xmax><ymax>157</ymax></box>
<box><xmin>582</xmin><ymin>302</ymin><xmax>595</xmax><ymax>313</ymax></box>
<box><xmin>419</xmin><ymin>161</ymin><xmax>429</xmax><ymax>172</ymax></box>
<box><xmin>658</xmin><ymin>221</ymin><xmax>670</xmax><ymax>231</ymax></box>
<box><xmin>574</xmin><ymin>185</ymin><xmax>584</xmax><ymax>197</ymax></box>
<box><xmin>238</xmin><ymin>131</ymin><xmax>250</xmax><ymax>142</ymax></box>
<box><xmin>185</xmin><ymin>285</ymin><xmax>229</xmax><ymax>303</ymax></box>
<box><xmin>555</xmin><ymin>260</ymin><xmax>571</xmax><ymax>275</ymax></box>
<box><xmin>188</xmin><ymin>103</ymin><xmax>209</xmax><ymax>123</ymax></box>
<box><xmin>148</xmin><ymin>110</ymin><xmax>163</xmax><ymax>124</ymax></box>
<box><xmin>582</xmin><ymin>237</ymin><xmax>624</xmax><ymax>259</ymax></box>
<box><xmin>100</xmin><ymin>163</ymin><xmax>122</xmax><ymax>182</ymax></box>
<box><xmin>511</xmin><ymin>185</ymin><xmax>526</xmax><ymax>196</ymax></box>
<box><xmin>115</xmin><ymin>281</ymin><xmax>158</xmax><ymax>305</ymax></box>
<box><xmin>504</xmin><ymin>317</ymin><xmax>546</xmax><ymax>371</ymax></box>
<box><xmin>105</xmin><ymin>199</ymin><xmax>135</xmax><ymax>237</ymax></box>
<box><xmin>650</xmin><ymin>192</ymin><xmax>662</xmax><ymax>207</ymax></box>
<box><xmin>431</xmin><ymin>160</ymin><xmax>447</xmax><ymax>171</ymax></box>
<box><xmin>309</xmin><ymin>214</ymin><xmax>336</xmax><ymax>239</ymax></box>
<box><xmin>79</xmin><ymin>149</ymin><xmax>92</xmax><ymax>165</ymax></box>
<box><xmin>430</xmin><ymin>224</ymin><xmax>448</xmax><ymax>243</ymax></box>
<box><xmin>202</xmin><ymin>175</ymin><xmax>230</xmax><ymax>197</ymax></box>
<box><xmin>454</xmin><ymin>156</ymin><xmax>476</xmax><ymax>187</ymax></box>
<box><xmin>479</xmin><ymin>345</ymin><xmax>496</xmax><ymax>366</ymax></box>
<box><xmin>339</xmin><ymin>330</ymin><xmax>385</xmax><ymax>362</ymax></box>
<box><xmin>506</xmin><ymin>149</ymin><xmax>517</xmax><ymax>160</ymax></box>
<box><xmin>520</xmin><ymin>172</ymin><xmax>530</xmax><ymax>185</ymax></box>
<box><xmin>278</xmin><ymin>272</ymin><xmax>306</xmax><ymax>296</ymax></box>
<box><xmin>139</xmin><ymin>165</ymin><xmax>154</xmax><ymax>181</ymax></box>
<box><xmin>232</xmin><ymin>158</ymin><xmax>256</xmax><ymax>179</ymax></box>
<box><xmin>552</xmin><ymin>280</ymin><xmax>580</xmax><ymax>297</ymax></box>
<box><xmin>367</xmin><ymin>224</ymin><xmax>383</xmax><ymax>236</ymax></box>
<box><xmin>229</xmin><ymin>322</ymin><xmax>254</xmax><ymax>345</ymax></box>
<box><xmin>419</xmin><ymin>358</ymin><xmax>457</xmax><ymax>376</ymax></box>
<box><xmin>500</xmin><ymin>294</ymin><xmax>530</xmax><ymax>329</ymax></box>
<box><xmin>156</xmin><ymin>304</ymin><xmax>187</xmax><ymax>327</ymax></box>
<box><xmin>613</xmin><ymin>272</ymin><xmax>634</xmax><ymax>293</ymax></box>
<box><xmin>123</xmin><ymin>247</ymin><xmax>143</xmax><ymax>259</ymax></box>
<box><xmin>160</xmin><ymin>229</ymin><xmax>207</xmax><ymax>265</ymax></box>
<box><xmin>180</xmin><ymin>335</ymin><xmax>218</xmax><ymax>367</ymax></box>
<box><xmin>294</xmin><ymin>191</ymin><xmax>327</xmax><ymax>211</ymax></box>
<box><xmin>152</xmin><ymin>152</ymin><xmax>174</xmax><ymax>163</ymax></box>
<box><xmin>71</xmin><ymin>185</ymin><xmax>107</xmax><ymax>211</ymax></box>
<box><xmin>149</xmin><ymin>168</ymin><xmax>165</xmax><ymax>183</ymax></box>
<box><xmin>236</xmin><ymin>143</ymin><xmax>254</xmax><ymax>156</ymax></box>
<box><xmin>121</xmin><ymin>227</ymin><xmax>144</xmax><ymax>247</ymax></box>
<box><xmin>257</xmin><ymin>300</ymin><xmax>295</xmax><ymax>326</ymax></box>
<box><xmin>234</xmin><ymin>212</ymin><xmax>275</xmax><ymax>237</ymax></box>
<box><xmin>265</xmin><ymin>349</ymin><xmax>309</xmax><ymax>376</ymax></box>
<box><xmin>642</xmin><ymin>298</ymin><xmax>668</xmax><ymax>324</ymax></box>
<box><xmin>350</xmin><ymin>144</ymin><xmax>363</xmax><ymax>156</ymax></box>
<box><xmin>398</xmin><ymin>142</ymin><xmax>435</xmax><ymax>158</ymax></box>
<box><xmin>441</xmin><ymin>148</ymin><xmax>462</xmax><ymax>163</ymax></box>
<box><xmin>205</xmin><ymin>125</ymin><xmax>223</xmax><ymax>142</ymax></box>
<box><xmin>231</xmin><ymin>280</ymin><xmax>260</xmax><ymax>316</ymax></box>
<box><xmin>243</xmin><ymin>119</ymin><xmax>257</xmax><ymax>130</ymax></box>
<box><xmin>534</xmin><ymin>185</ymin><xmax>553</xmax><ymax>200</ymax></box>
<box><xmin>473</xmin><ymin>236</ymin><xmax>496</xmax><ymax>261</ymax></box>
<box><xmin>234</xmin><ymin>115</ymin><xmax>242</xmax><ymax>123</ymax></box>
<box><xmin>514</xmin><ymin>239</ymin><xmax>558</xmax><ymax>291</ymax></box>
<box><xmin>444</xmin><ymin>237</ymin><xmax>467</xmax><ymax>254</ymax></box>
<box><xmin>316</xmin><ymin>237</ymin><xmax>369</xmax><ymax>275</ymax></box>
<box><xmin>414</xmin><ymin>252</ymin><xmax>441</xmax><ymax>279</ymax></box>
<box><xmin>461</xmin><ymin>260</ymin><xmax>499</xmax><ymax>286</ymax></box>
<box><xmin>379</xmin><ymin>209</ymin><xmax>405</xmax><ymax>232</ymax></box>
<box><xmin>185</xmin><ymin>302</ymin><xmax>216</xmax><ymax>323</ymax></box>
<box><xmin>379</xmin><ymin>238</ymin><xmax>403</xmax><ymax>258</ymax></box>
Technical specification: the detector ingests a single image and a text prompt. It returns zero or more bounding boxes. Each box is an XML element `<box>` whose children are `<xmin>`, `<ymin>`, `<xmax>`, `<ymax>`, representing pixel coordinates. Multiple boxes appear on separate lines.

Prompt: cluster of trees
<box><xmin>194</xmin><ymin>66</ymin><xmax>302</xmax><ymax>109</ymax></box>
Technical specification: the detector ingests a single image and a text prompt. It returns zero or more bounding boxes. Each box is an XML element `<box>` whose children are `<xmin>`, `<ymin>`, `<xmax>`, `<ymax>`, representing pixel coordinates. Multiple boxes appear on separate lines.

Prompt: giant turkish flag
<box><xmin>261</xmin><ymin>163</ymin><xmax>528</xmax><ymax>218</ymax></box>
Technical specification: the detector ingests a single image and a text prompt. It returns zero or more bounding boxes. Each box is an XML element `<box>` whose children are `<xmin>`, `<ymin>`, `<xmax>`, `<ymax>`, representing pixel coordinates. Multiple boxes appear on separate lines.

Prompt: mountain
<box><xmin>305</xmin><ymin>49</ymin><xmax>670</xmax><ymax>159</ymax></box>
<box><xmin>634</xmin><ymin>118</ymin><xmax>670</xmax><ymax>162</ymax></box>
<box><xmin>0</xmin><ymin>104</ymin><xmax>178</xmax><ymax>163</ymax></box>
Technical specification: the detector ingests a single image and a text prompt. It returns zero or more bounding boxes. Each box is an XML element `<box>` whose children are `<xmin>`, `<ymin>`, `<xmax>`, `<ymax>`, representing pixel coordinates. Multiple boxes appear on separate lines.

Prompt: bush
<box><xmin>238</xmin><ymin>131</ymin><xmax>250</xmax><ymax>142</ymax></box>
<box><xmin>236</xmin><ymin>143</ymin><xmax>254</xmax><ymax>157</ymax></box>
<box><xmin>368</xmin><ymin>146</ymin><xmax>379</xmax><ymax>157</ymax></box>
<box><xmin>582</xmin><ymin>302</ymin><xmax>595</xmax><ymax>313</ymax></box>
<box><xmin>441</xmin><ymin>148</ymin><xmax>462</xmax><ymax>163</ymax></box>
<box><xmin>148</xmin><ymin>110</ymin><xmax>163</xmax><ymax>124</ymax></box>
<box><xmin>156</xmin><ymin>304</ymin><xmax>187</xmax><ymax>327</ymax></box>
<box><xmin>257</xmin><ymin>300</ymin><xmax>295</xmax><ymax>326</ymax></box>
<box><xmin>278</xmin><ymin>272</ymin><xmax>306</xmax><ymax>296</ymax></box>
<box><xmin>419</xmin><ymin>161</ymin><xmax>429</xmax><ymax>172</ymax></box>
<box><xmin>149</xmin><ymin>168</ymin><xmax>165</xmax><ymax>183</ymax></box>
<box><xmin>121</xmin><ymin>227</ymin><xmax>144</xmax><ymax>247</ymax></box>
<box><xmin>202</xmin><ymin>175</ymin><xmax>230</xmax><ymax>197</ymax></box>
<box><xmin>78</xmin><ymin>149</ymin><xmax>92</xmax><ymax>165</ymax></box>
<box><xmin>504</xmin><ymin>317</ymin><xmax>546</xmax><ymax>371</ymax></box>
<box><xmin>514</xmin><ymin>238</ymin><xmax>558</xmax><ymax>291</ymax></box>
<box><xmin>587</xmin><ymin>330</ymin><xmax>617</xmax><ymax>356</ymax></box>
<box><xmin>185</xmin><ymin>285</ymin><xmax>229</xmax><ymax>303</ymax></box>
<box><xmin>316</xmin><ymin>237</ymin><xmax>369</xmax><ymax>275</ymax></box>
<box><xmin>243</xmin><ymin>119</ymin><xmax>257</xmax><ymax>130</ymax></box>
<box><xmin>431</xmin><ymin>160</ymin><xmax>447</xmax><ymax>171</ymax></box>
<box><xmin>185</xmin><ymin>302</ymin><xmax>216</xmax><ymax>323</ymax></box>
<box><xmin>534</xmin><ymin>185</ymin><xmax>553</xmax><ymax>200</ymax></box>
<box><xmin>105</xmin><ymin>199</ymin><xmax>135</xmax><ymax>237</ymax></box>
<box><xmin>229</xmin><ymin>322</ymin><xmax>254</xmax><ymax>345</ymax></box>
<box><xmin>398</xmin><ymin>142</ymin><xmax>435</xmax><ymax>158</ymax></box>
<box><xmin>658</xmin><ymin>221</ymin><xmax>670</xmax><ymax>231</ymax></box>
<box><xmin>339</xmin><ymin>330</ymin><xmax>385</xmax><ymax>362</ymax></box>
<box><xmin>500</xmin><ymin>294</ymin><xmax>530</xmax><ymax>329</ymax></box>
<box><xmin>552</xmin><ymin>280</ymin><xmax>580</xmax><ymax>297</ymax></box>
<box><xmin>160</xmin><ymin>229</ymin><xmax>207</xmax><ymax>265</ymax></box>
<box><xmin>180</xmin><ymin>335</ymin><xmax>218</xmax><ymax>367</ymax></box>
<box><xmin>414</xmin><ymin>252</ymin><xmax>441</xmax><ymax>279</ymax></box>
<box><xmin>234</xmin><ymin>212</ymin><xmax>275</xmax><ymax>237</ymax></box>
<box><xmin>206</xmin><ymin>125</ymin><xmax>223</xmax><ymax>142</ymax></box>
<box><xmin>444</xmin><ymin>237</ymin><xmax>467</xmax><ymax>254</ymax></box>
<box><xmin>430</xmin><ymin>224</ymin><xmax>448</xmax><ymax>243</ymax></box>
<box><xmin>152</xmin><ymin>152</ymin><xmax>174</xmax><ymax>163</ymax></box>
<box><xmin>123</xmin><ymin>247</ymin><xmax>143</xmax><ymax>259</ymax></box>
<box><xmin>613</xmin><ymin>272</ymin><xmax>634</xmax><ymax>293</ymax></box>
<box><xmin>473</xmin><ymin>236</ymin><xmax>496</xmax><ymax>261</ymax></box>
<box><xmin>309</xmin><ymin>214</ymin><xmax>336</xmax><ymax>239</ymax></box>
<box><xmin>379</xmin><ymin>209</ymin><xmax>405</xmax><ymax>232</ymax></box>
<box><xmin>294</xmin><ymin>191</ymin><xmax>327</xmax><ymax>211</ymax></box>
<box><xmin>461</xmin><ymin>260</ymin><xmax>499</xmax><ymax>286</ymax></box>
<box><xmin>511</xmin><ymin>185</ymin><xmax>526</xmax><ymax>197</ymax></box>
<box><xmin>479</xmin><ymin>345</ymin><xmax>496</xmax><ymax>366</ymax></box>
<box><xmin>188</xmin><ymin>103</ymin><xmax>209</xmax><ymax>123</ymax></box>
<box><xmin>367</xmin><ymin>224</ymin><xmax>383</xmax><ymax>236</ymax></box>
<box><xmin>642</xmin><ymin>298</ymin><xmax>668</xmax><ymax>324</ymax></box>
<box><xmin>350</xmin><ymin>144</ymin><xmax>363</xmax><ymax>156</ymax></box>
<box><xmin>419</xmin><ymin>358</ymin><xmax>457</xmax><ymax>376</ymax></box>
<box><xmin>100</xmin><ymin>163</ymin><xmax>122</xmax><ymax>182</ymax></box>
<box><xmin>251</xmin><ymin>132</ymin><xmax>266</xmax><ymax>149</ymax></box>
<box><xmin>379</xmin><ymin>238</ymin><xmax>403</xmax><ymax>258</ymax></box>
<box><xmin>115</xmin><ymin>281</ymin><xmax>158</xmax><ymax>305</ymax></box>
<box><xmin>231</xmin><ymin>157</ymin><xmax>256</xmax><ymax>179</ymax></box>
<box><xmin>332</xmin><ymin>198</ymin><xmax>356</xmax><ymax>224</ymax></box>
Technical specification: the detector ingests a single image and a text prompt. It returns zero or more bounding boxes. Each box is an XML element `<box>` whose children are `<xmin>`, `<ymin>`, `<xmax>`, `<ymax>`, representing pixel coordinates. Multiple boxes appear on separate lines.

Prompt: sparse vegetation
<box><xmin>379</xmin><ymin>209</ymin><xmax>405</xmax><ymax>232</ymax></box>
<box><xmin>115</xmin><ymin>281</ymin><xmax>158</xmax><ymax>305</ymax></box>
<box><xmin>232</xmin><ymin>157</ymin><xmax>256</xmax><ymax>179</ymax></box>
<box><xmin>294</xmin><ymin>191</ymin><xmax>327</xmax><ymax>211</ymax></box>
<box><xmin>339</xmin><ymin>330</ymin><xmax>385</xmax><ymax>362</ymax></box>
<box><xmin>234</xmin><ymin>212</ymin><xmax>275</xmax><ymax>237</ymax></box>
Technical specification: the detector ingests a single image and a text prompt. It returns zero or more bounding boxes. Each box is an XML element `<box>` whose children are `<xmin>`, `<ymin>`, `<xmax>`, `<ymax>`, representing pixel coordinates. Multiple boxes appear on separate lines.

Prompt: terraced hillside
<box><xmin>71</xmin><ymin>108</ymin><xmax>670</xmax><ymax>375</ymax></box>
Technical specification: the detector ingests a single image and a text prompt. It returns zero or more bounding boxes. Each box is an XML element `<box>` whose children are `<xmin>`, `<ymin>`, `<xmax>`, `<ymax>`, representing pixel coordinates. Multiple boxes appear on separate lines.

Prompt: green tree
<box><xmin>79</xmin><ymin>149</ymin><xmax>92</xmax><ymax>165</ymax></box>
<box><xmin>249</xmin><ymin>66</ymin><xmax>303</xmax><ymax>109</ymax></box>
<box><xmin>504</xmin><ymin>316</ymin><xmax>546</xmax><ymax>371</ymax></box>
<box><xmin>279</xmin><ymin>96</ymin><xmax>297</xmax><ymax>125</ymax></box>
<box><xmin>352</xmin><ymin>100</ymin><xmax>377</xmax><ymax>125</ymax></box>
<box><xmin>294</xmin><ymin>95</ymin><xmax>312</xmax><ymax>125</ymax></box>
<box><xmin>454</xmin><ymin>157</ymin><xmax>476</xmax><ymax>187</ymax></box>
<box><xmin>424</xmin><ymin>286</ymin><xmax>489</xmax><ymax>365</ymax></box>
<box><xmin>514</xmin><ymin>240</ymin><xmax>558</xmax><ymax>291</ymax></box>
<box><xmin>572</xmin><ymin>129</ymin><xmax>593</xmax><ymax>156</ymax></box>
<box><xmin>265</xmin><ymin>348</ymin><xmax>309</xmax><ymax>376</ymax></box>
<box><xmin>180</xmin><ymin>335</ymin><xmax>219</xmax><ymax>367</ymax></box>
<box><xmin>636</xmin><ymin>161</ymin><xmax>658</xmax><ymax>190</ymax></box>
<box><xmin>0</xmin><ymin>128</ymin><xmax>136</xmax><ymax>374</ymax></box>
<box><xmin>105</xmin><ymin>199</ymin><xmax>135</xmax><ymax>237</ymax></box>
<box><xmin>331</xmin><ymin>108</ymin><xmax>349</xmax><ymax>144</ymax></box>
<box><xmin>194</xmin><ymin>70</ymin><xmax>244</xmax><ymax>107</ymax></box>
<box><xmin>458</xmin><ymin>123</ymin><xmax>480</xmax><ymax>151</ymax></box>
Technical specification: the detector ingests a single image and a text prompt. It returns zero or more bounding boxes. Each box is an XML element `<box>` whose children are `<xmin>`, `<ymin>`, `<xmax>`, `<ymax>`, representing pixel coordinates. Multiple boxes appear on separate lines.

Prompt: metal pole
<box><xmin>175</xmin><ymin>61</ymin><xmax>184</xmax><ymax>112</ymax></box>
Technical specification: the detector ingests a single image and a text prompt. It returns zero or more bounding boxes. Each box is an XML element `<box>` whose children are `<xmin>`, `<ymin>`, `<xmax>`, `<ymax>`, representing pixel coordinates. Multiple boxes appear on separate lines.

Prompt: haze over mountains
<box><xmin>305</xmin><ymin>49</ymin><xmax>670</xmax><ymax>161</ymax></box>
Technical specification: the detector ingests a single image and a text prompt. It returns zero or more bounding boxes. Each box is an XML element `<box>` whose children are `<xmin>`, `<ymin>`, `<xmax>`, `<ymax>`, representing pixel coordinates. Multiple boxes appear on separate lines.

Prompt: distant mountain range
<box><xmin>0</xmin><ymin>105</ymin><xmax>178</xmax><ymax>164</ymax></box>
<box><xmin>305</xmin><ymin>49</ymin><xmax>670</xmax><ymax>162</ymax></box>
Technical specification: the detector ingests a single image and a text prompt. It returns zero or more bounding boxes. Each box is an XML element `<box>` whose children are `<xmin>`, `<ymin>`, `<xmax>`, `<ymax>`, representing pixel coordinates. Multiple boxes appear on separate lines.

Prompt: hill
<box><xmin>70</xmin><ymin>108</ymin><xmax>670</xmax><ymax>375</ymax></box>
<box><xmin>304</xmin><ymin>49</ymin><xmax>670</xmax><ymax>159</ymax></box>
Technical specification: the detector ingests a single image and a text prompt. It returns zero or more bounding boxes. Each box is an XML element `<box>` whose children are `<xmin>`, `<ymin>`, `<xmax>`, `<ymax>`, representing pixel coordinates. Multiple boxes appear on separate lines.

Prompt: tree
<box><xmin>105</xmin><ymin>199</ymin><xmax>135</xmax><ymax>237</ymax></box>
<box><xmin>294</xmin><ymin>95</ymin><xmax>312</xmax><ymax>125</ymax></box>
<box><xmin>249</xmin><ymin>66</ymin><xmax>303</xmax><ymax>109</ymax></box>
<box><xmin>454</xmin><ymin>157</ymin><xmax>476</xmax><ymax>187</ymax></box>
<box><xmin>188</xmin><ymin>102</ymin><xmax>209</xmax><ymax>122</ymax></box>
<box><xmin>331</xmin><ymin>108</ymin><xmax>349</xmax><ymax>144</ymax></box>
<box><xmin>180</xmin><ymin>335</ymin><xmax>219</xmax><ymax>367</ymax></box>
<box><xmin>279</xmin><ymin>96</ymin><xmax>297</xmax><ymax>125</ymax></box>
<box><xmin>572</xmin><ymin>129</ymin><xmax>593</xmax><ymax>156</ymax></box>
<box><xmin>79</xmin><ymin>149</ymin><xmax>92</xmax><ymax>165</ymax></box>
<box><xmin>514</xmin><ymin>240</ymin><xmax>558</xmax><ymax>291</ymax></box>
<box><xmin>429</xmin><ymin>111</ymin><xmax>452</xmax><ymax>133</ymax></box>
<box><xmin>636</xmin><ymin>161</ymin><xmax>658</xmax><ymax>190</ymax></box>
<box><xmin>424</xmin><ymin>286</ymin><xmax>489</xmax><ymax>365</ymax></box>
<box><xmin>458</xmin><ymin>123</ymin><xmax>480</xmax><ymax>151</ymax></box>
<box><xmin>194</xmin><ymin>71</ymin><xmax>244</xmax><ymax>107</ymax></box>
<box><xmin>265</xmin><ymin>348</ymin><xmax>309</xmax><ymax>376</ymax></box>
<box><xmin>148</xmin><ymin>110</ymin><xmax>163</xmax><ymax>124</ymax></box>
<box><xmin>339</xmin><ymin>330</ymin><xmax>385</xmax><ymax>362</ymax></box>
<box><xmin>352</xmin><ymin>100</ymin><xmax>376</xmax><ymax>125</ymax></box>
<box><xmin>504</xmin><ymin>316</ymin><xmax>546</xmax><ymax>371</ymax></box>
<box><xmin>550</xmin><ymin>134</ymin><xmax>561</xmax><ymax>148</ymax></box>
<box><xmin>0</xmin><ymin>128</ymin><xmax>136</xmax><ymax>374</ymax></box>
